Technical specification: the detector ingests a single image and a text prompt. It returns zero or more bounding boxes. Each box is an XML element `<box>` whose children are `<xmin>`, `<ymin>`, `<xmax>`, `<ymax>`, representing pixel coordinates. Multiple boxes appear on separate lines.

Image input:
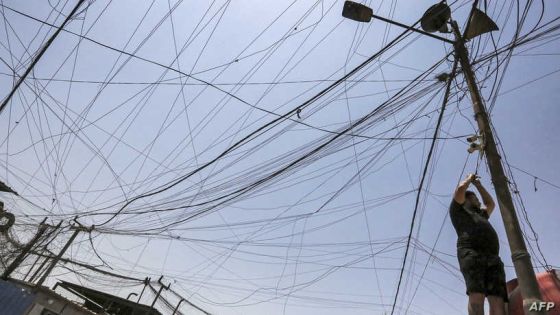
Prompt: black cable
<box><xmin>390</xmin><ymin>58</ymin><xmax>458</xmax><ymax>315</ymax></box>
<box><xmin>92</xmin><ymin>24</ymin><xmax>423</xmax><ymax>227</ymax></box>
<box><xmin>0</xmin><ymin>0</ymin><xmax>87</xmax><ymax>115</ymax></box>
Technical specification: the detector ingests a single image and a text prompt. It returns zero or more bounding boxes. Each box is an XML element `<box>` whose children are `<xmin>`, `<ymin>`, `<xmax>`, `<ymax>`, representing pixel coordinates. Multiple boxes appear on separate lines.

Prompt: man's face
<box><xmin>465</xmin><ymin>194</ymin><xmax>481</xmax><ymax>208</ymax></box>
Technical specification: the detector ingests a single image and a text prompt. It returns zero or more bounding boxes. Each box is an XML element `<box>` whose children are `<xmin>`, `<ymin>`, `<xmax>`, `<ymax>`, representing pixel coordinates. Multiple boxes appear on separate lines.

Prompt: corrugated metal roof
<box><xmin>0</xmin><ymin>279</ymin><xmax>35</xmax><ymax>315</ymax></box>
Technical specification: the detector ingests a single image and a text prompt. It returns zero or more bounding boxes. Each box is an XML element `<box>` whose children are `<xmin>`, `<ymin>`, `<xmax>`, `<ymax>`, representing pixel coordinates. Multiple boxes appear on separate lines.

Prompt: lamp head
<box><xmin>420</xmin><ymin>2</ymin><xmax>451</xmax><ymax>33</ymax></box>
<box><xmin>342</xmin><ymin>1</ymin><xmax>373</xmax><ymax>23</ymax></box>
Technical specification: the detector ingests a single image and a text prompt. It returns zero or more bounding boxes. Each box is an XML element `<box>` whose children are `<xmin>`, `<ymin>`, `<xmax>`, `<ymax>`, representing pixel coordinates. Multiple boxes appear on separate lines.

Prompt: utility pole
<box><xmin>36</xmin><ymin>225</ymin><xmax>83</xmax><ymax>287</ymax></box>
<box><xmin>341</xmin><ymin>2</ymin><xmax>547</xmax><ymax>313</ymax></box>
<box><xmin>28</xmin><ymin>255</ymin><xmax>50</xmax><ymax>283</ymax></box>
<box><xmin>27</xmin><ymin>220</ymin><xmax>63</xmax><ymax>283</ymax></box>
<box><xmin>1</xmin><ymin>218</ymin><xmax>48</xmax><ymax>279</ymax></box>
<box><xmin>451</xmin><ymin>20</ymin><xmax>545</xmax><ymax>314</ymax></box>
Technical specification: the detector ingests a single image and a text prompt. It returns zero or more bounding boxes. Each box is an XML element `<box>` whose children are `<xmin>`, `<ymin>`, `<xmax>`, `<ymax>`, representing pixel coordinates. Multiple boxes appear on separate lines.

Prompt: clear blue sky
<box><xmin>1</xmin><ymin>1</ymin><xmax>559</xmax><ymax>314</ymax></box>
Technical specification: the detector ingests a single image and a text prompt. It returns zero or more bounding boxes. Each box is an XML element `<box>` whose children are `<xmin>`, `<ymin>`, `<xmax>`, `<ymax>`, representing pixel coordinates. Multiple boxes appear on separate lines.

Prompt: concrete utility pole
<box><xmin>451</xmin><ymin>20</ymin><xmax>545</xmax><ymax>315</ymax></box>
<box><xmin>26</xmin><ymin>220</ymin><xmax>63</xmax><ymax>282</ymax></box>
<box><xmin>36</xmin><ymin>225</ymin><xmax>82</xmax><ymax>287</ymax></box>
<box><xmin>340</xmin><ymin>1</ymin><xmax>547</xmax><ymax>313</ymax></box>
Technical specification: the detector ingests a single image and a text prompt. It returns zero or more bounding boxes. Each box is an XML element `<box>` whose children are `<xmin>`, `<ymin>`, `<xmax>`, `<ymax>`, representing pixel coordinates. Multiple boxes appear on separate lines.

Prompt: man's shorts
<box><xmin>457</xmin><ymin>248</ymin><xmax>509</xmax><ymax>302</ymax></box>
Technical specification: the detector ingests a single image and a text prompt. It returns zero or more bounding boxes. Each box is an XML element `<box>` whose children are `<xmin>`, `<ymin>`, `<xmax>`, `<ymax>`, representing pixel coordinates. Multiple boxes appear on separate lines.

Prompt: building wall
<box><xmin>0</xmin><ymin>280</ymin><xmax>35</xmax><ymax>315</ymax></box>
<box><xmin>26</xmin><ymin>290</ymin><xmax>93</xmax><ymax>315</ymax></box>
<box><xmin>0</xmin><ymin>280</ymin><xmax>93</xmax><ymax>315</ymax></box>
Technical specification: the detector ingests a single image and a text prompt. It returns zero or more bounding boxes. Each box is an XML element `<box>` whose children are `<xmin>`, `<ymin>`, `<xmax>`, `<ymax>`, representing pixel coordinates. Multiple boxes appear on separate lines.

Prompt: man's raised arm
<box><xmin>473</xmin><ymin>179</ymin><xmax>496</xmax><ymax>215</ymax></box>
<box><xmin>454</xmin><ymin>173</ymin><xmax>476</xmax><ymax>204</ymax></box>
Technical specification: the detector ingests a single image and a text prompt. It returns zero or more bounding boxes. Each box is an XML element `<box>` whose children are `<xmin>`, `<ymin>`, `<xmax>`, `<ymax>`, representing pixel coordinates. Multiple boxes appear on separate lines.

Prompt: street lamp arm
<box><xmin>341</xmin><ymin>1</ymin><xmax>453</xmax><ymax>44</ymax></box>
<box><xmin>370</xmin><ymin>13</ymin><xmax>454</xmax><ymax>44</ymax></box>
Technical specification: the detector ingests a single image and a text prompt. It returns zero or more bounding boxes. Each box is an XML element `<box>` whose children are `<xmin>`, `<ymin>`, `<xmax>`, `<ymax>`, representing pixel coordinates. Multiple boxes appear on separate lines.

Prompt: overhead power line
<box><xmin>90</xmin><ymin>22</ymin><xmax>424</xmax><ymax>227</ymax></box>
<box><xmin>0</xmin><ymin>0</ymin><xmax>87</xmax><ymax>115</ymax></box>
<box><xmin>390</xmin><ymin>58</ymin><xmax>458</xmax><ymax>315</ymax></box>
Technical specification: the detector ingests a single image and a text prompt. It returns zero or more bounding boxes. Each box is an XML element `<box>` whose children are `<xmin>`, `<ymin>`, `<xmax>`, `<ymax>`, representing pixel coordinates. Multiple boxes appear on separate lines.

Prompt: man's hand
<box><xmin>454</xmin><ymin>174</ymin><xmax>477</xmax><ymax>204</ymax></box>
<box><xmin>470</xmin><ymin>176</ymin><xmax>496</xmax><ymax>215</ymax></box>
<box><xmin>472</xmin><ymin>178</ymin><xmax>482</xmax><ymax>188</ymax></box>
<box><xmin>466</xmin><ymin>173</ymin><xmax>479</xmax><ymax>184</ymax></box>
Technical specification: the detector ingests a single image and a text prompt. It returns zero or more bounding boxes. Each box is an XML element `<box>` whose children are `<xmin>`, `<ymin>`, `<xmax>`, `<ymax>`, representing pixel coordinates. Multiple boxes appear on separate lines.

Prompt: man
<box><xmin>450</xmin><ymin>173</ymin><xmax>508</xmax><ymax>315</ymax></box>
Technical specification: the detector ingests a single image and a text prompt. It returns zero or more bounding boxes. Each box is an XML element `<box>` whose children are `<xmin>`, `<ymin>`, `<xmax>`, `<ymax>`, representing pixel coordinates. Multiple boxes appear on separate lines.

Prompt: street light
<box><xmin>341</xmin><ymin>2</ymin><xmax>547</xmax><ymax>315</ymax></box>
<box><xmin>341</xmin><ymin>1</ymin><xmax>498</xmax><ymax>42</ymax></box>
<box><xmin>420</xmin><ymin>2</ymin><xmax>451</xmax><ymax>33</ymax></box>
<box><xmin>342</xmin><ymin>0</ymin><xmax>454</xmax><ymax>43</ymax></box>
<box><xmin>341</xmin><ymin>1</ymin><xmax>373</xmax><ymax>22</ymax></box>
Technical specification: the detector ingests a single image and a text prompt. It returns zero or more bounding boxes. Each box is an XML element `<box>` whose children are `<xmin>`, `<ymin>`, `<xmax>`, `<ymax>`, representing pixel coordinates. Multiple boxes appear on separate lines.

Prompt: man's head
<box><xmin>465</xmin><ymin>190</ymin><xmax>481</xmax><ymax>209</ymax></box>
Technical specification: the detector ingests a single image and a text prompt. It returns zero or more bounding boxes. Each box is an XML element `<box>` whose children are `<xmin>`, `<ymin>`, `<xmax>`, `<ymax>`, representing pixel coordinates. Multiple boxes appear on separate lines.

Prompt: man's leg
<box><xmin>488</xmin><ymin>295</ymin><xmax>506</xmax><ymax>315</ymax></box>
<box><xmin>468</xmin><ymin>293</ymin><xmax>485</xmax><ymax>315</ymax></box>
<box><xmin>486</xmin><ymin>256</ymin><xmax>508</xmax><ymax>315</ymax></box>
<box><xmin>459</xmin><ymin>249</ymin><xmax>486</xmax><ymax>315</ymax></box>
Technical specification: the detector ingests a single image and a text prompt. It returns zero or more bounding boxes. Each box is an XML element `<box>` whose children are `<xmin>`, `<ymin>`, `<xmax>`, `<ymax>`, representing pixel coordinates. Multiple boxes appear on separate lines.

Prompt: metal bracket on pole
<box><xmin>150</xmin><ymin>276</ymin><xmax>171</xmax><ymax>308</ymax></box>
<box><xmin>172</xmin><ymin>298</ymin><xmax>185</xmax><ymax>315</ymax></box>
<box><xmin>512</xmin><ymin>250</ymin><xmax>532</xmax><ymax>262</ymax></box>
<box><xmin>127</xmin><ymin>292</ymin><xmax>138</xmax><ymax>300</ymax></box>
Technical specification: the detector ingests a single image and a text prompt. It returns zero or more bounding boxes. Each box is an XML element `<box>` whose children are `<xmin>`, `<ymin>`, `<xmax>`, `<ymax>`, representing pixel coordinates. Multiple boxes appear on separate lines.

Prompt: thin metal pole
<box><xmin>0</xmin><ymin>0</ymin><xmax>86</xmax><ymax>115</ymax></box>
<box><xmin>370</xmin><ymin>13</ymin><xmax>454</xmax><ymax>44</ymax></box>
<box><xmin>26</xmin><ymin>220</ymin><xmax>62</xmax><ymax>282</ymax></box>
<box><xmin>151</xmin><ymin>286</ymin><xmax>165</xmax><ymax>308</ymax></box>
<box><xmin>451</xmin><ymin>20</ymin><xmax>545</xmax><ymax>315</ymax></box>
<box><xmin>2</xmin><ymin>218</ymin><xmax>48</xmax><ymax>279</ymax></box>
<box><xmin>137</xmin><ymin>277</ymin><xmax>150</xmax><ymax>303</ymax></box>
<box><xmin>171</xmin><ymin>297</ymin><xmax>212</xmax><ymax>315</ymax></box>
<box><xmin>150</xmin><ymin>276</ymin><xmax>170</xmax><ymax>308</ymax></box>
<box><xmin>28</xmin><ymin>255</ymin><xmax>49</xmax><ymax>283</ymax></box>
<box><xmin>36</xmin><ymin>226</ymin><xmax>81</xmax><ymax>287</ymax></box>
<box><xmin>23</xmin><ymin>253</ymin><xmax>42</xmax><ymax>281</ymax></box>
<box><xmin>172</xmin><ymin>299</ymin><xmax>185</xmax><ymax>315</ymax></box>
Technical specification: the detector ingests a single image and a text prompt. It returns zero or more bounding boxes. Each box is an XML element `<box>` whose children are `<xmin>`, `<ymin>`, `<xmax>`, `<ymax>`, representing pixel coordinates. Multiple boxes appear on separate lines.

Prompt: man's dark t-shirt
<box><xmin>449</xmin><ymin>200</ymin><xmax>499</xmax><ymax>255</ymax></box>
